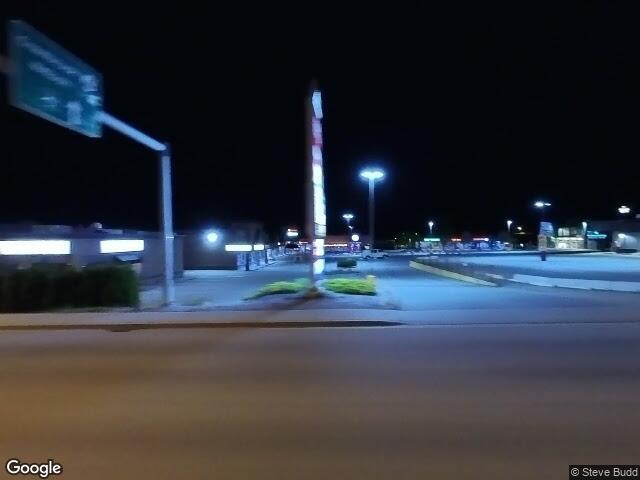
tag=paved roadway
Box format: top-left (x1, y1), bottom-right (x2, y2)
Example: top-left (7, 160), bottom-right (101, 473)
top-left (1, 322), bottom-right (638, 479)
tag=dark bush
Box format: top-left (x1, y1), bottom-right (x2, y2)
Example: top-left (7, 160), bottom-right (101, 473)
top-left (337, 258), bottom-right (357, 269)
top-left (0, 265), bottom-right (139, 312)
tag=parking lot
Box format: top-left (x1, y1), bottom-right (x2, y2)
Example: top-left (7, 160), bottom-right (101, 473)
top-left (141, 254), bottom-right (640, 316)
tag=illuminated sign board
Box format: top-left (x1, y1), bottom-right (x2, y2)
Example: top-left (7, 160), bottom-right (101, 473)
top-left (586, 231), bottom-right (607, 239)
top-left (310, 91), bottom-right (326, 238)
top-left (307, 86), bottom-right (327, 276)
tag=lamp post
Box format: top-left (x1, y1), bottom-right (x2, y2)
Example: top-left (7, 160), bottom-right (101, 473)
top-left (428, 220), bottom-right (434, 236)
top-left (534, 201), bottom-right (552, 251)
top-left (506, 220), bottom-right (512, 232)
top-left (360, 168), bottom-right (385, 249)
top-left (342, 213), bottom-right (354, 233)
top-left (534, 201), bottom-right (552, 229)
top-left (582, 221), bottom-right (588, 249)
top-left (534, 201), bottom-right (552, 219)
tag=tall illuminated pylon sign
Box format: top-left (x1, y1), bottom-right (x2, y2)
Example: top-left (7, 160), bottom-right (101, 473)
top-left (306, 81), bottom-right (327, 283)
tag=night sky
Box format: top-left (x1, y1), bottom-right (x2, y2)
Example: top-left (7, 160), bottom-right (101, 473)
top-left (1, 2), bottom-right (639, 238)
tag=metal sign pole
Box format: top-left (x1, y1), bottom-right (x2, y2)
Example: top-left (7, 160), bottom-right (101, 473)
top-left (159, 145), bottom-right (175, 305)
top-left (99, 112), bottom-right (174, 306)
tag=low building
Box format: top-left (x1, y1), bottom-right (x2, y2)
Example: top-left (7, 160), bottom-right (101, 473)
top-left (587, 218), bottom-right (640, 252)
top-left (0, 224), bottom-right (183, 280)
top-left (181, 222), bottom-right (281, 270)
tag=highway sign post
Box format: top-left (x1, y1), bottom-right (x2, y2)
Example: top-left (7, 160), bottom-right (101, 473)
top-left (3, 20), bottom-right (175, 305)
top-left (8, 20), bottom-right (103, 138)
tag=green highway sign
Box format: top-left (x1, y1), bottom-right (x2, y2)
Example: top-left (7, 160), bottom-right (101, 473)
top-left (8, 20), bottom-right (103, 137)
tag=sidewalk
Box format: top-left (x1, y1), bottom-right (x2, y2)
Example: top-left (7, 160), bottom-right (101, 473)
top-left (2, 305), bottom-right (640, 331)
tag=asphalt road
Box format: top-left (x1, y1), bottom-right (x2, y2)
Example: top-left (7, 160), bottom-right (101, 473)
top-left (1, 323), bottom-right (638, 479)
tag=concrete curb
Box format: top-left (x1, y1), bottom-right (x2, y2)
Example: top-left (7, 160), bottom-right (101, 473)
top-left (409, 260), bottom-right (497, 287)
top-left (0, 320), bottom-right (403, 332)
top-left (488, 273), bottom-right (640, 293)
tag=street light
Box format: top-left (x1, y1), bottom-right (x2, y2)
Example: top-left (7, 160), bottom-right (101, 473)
top-left (360, 168), bottom-right (385, 248)
top-left (204, 230), bottom-right (220, 244)
top-left (428, 220), bottom-right (434, 236)
top-left (534, 200), bottom-right (552, 222)
top-left (582, 221), bottom-right (588, 249)
top-left (618, 205), bottom-right (631, 215)
top-left (506, 220), bottom-right (513, 232)
top-left (342, 213), bottom-right (354, 232)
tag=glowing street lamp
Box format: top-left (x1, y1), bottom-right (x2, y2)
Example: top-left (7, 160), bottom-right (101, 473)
top-left (534, 200), bottom-right (552, 222)
top-left (204, 230), bottom-right (220, 244)
top-left (428, 220), bottom-right (434, 236)
top-left (618, 205), bottom-right (631, 215)
top-left (342, 213), bottom-right (354, 232)
top-left (506, 220), bottom-right (513, 232)
top-left (360, 168), bottom-right (385, 248)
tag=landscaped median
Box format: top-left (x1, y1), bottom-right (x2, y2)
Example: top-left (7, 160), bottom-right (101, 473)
top-left (409, 258), bottom-right (498, 286)
top-left (245, 276), bottom-right (377, 300)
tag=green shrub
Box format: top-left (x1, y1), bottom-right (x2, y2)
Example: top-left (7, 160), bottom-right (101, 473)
top-left (337, 258), bottom-right (357, 269)
top-left (246, 278), bottom-right (310, 299)
top-left (324, 277), bottom-right (377, 295)
top-left (0, 265), bottom-right (139, 312)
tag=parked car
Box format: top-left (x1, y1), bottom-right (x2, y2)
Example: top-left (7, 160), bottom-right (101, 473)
top-left (362, 249), bottom-right (389, 259)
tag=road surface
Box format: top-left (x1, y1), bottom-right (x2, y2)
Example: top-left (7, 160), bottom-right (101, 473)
top-left (1, 322), bottom-right (638, 479)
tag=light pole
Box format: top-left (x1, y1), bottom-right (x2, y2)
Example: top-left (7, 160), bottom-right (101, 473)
top-left (506, 220), bottom-right (513, 232)
top-left (582, 221), bottom-right (588, 249)
top-left (534, 201), bottom-right (552, 251)
top-left (342, 213), bottom-right (354, 233)
top-left (534, 201), bottom-right (552, 223)
top-left (360, 168), bottom-right (385, 249)
top-left (428, 220), bottom-right (434, 236)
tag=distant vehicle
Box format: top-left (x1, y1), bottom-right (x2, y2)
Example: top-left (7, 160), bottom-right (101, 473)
top-left (362, 249), bottom-right (388, 259)
top-left (284, 242), bottom-right (300, 252)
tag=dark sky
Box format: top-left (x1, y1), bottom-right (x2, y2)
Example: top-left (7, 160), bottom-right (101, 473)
top-left (1, 2), bottom-right (639, 237)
